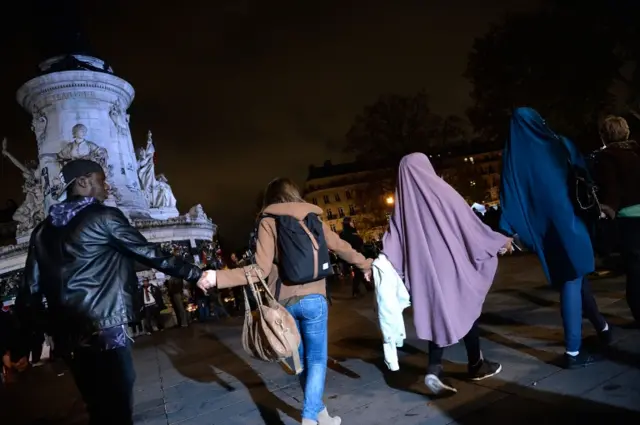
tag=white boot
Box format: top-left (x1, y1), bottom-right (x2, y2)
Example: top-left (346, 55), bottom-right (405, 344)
top-left (318, 408), bottom-right (341, 425)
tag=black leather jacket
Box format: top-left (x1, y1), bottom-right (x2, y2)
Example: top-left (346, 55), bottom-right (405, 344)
top-left (17, 203), bottom-right (202, 349)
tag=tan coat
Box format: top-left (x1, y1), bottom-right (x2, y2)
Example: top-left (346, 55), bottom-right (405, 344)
top-left (216, 202), bottom-right (372, 301)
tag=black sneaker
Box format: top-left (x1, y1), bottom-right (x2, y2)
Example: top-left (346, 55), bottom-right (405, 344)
top-left (563, 352), bottom-right (601, 369)
top-left (468, 359), bottom-right (502, 381)
top-left (598, 328), bottom-right (612, 346)
top-left (424, 365), bottom-right (457, 395)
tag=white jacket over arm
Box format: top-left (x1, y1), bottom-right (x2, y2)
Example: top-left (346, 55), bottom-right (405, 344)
top-left (373, 254), bottom-right (411, 371)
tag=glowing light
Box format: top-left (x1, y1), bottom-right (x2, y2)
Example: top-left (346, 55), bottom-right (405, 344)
top-left (385, 196), bottom-right (394, 205)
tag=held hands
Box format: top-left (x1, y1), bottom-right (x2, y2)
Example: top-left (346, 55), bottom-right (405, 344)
top-left (499, 238), bottom-right (514, 256)
top-left (197, 270), bottom-right (217, 292)
top-left (364, 269), bottom-right (372, 282)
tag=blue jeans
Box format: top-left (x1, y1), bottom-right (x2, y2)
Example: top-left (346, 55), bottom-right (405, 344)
top-left (560, 276), bottom-right (606, 352)
top-left (286, 294), bottom-right (328, 421)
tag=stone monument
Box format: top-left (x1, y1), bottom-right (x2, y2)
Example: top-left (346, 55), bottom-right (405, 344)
top-left (0, 51), bottom-right (216, 282)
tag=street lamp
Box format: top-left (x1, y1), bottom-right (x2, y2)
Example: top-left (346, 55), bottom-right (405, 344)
top-left (385, 195), bottom-right (394, 205)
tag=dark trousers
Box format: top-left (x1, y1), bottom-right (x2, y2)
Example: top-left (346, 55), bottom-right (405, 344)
top-left (428, 321), bottom-right (481, 367)
top-left (67, 346), bottom-right (136, 425)
top-left (197, 296), bottom-right (211, 322)
top-left (30, 331), bottom-right (44, 363)
top-left (619, 218), bottom-right (640, 322)
top-left (170, 293), bottom-right (188, 326)
top-left (130, 321), bottom-right (143, 334)
top-left (143, 305), bottom-right (163, 332)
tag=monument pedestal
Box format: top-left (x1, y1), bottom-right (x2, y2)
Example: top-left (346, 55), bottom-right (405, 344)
top-left (17, 54), bottom-right (150, 218)
top-left (148, 207), bottom-right (180, 221)
top-left (0, 55), bottom-right (217, 295)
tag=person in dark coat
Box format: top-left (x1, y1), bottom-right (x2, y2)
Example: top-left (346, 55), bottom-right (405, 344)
top-left (340, 217), bottom-right (370, 297)
top-left (138, 280), bottom-right (166, 333)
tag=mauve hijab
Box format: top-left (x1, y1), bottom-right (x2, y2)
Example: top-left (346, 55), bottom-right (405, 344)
top-left (383, 153), bottom-right (508, 346)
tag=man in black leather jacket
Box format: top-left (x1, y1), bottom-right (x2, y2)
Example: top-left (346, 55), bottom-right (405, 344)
top-left (15, 159), bottom-right (213, 425)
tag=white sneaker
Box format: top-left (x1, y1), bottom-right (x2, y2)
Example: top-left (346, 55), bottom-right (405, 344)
top-left (424, 373), bottom-right (457, 395)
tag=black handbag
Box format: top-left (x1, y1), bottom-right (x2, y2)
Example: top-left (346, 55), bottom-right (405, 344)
top-left (569, 164), bottom-right (602, 221)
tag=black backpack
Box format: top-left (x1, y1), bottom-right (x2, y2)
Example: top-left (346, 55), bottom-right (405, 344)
top-left (258, 213), bottom-right (333, 299)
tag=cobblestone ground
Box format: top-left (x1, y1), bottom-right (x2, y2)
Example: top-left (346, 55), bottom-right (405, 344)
top-left (1, 255), bottom-right (639, 424)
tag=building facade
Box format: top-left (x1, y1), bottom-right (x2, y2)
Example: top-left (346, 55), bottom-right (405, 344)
top-left (303, 161), bottom-right (385, 239)
top-left (303, 145), bottom-right (503, 239)
top-left (434, 145), bottom-right (502, 203)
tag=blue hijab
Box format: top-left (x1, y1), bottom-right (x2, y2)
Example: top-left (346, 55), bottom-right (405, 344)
top-left (499, 107), bottom-right (594, 285)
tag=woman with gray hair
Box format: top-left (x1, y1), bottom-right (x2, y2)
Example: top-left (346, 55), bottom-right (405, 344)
top-left (593, 115), bottom-right (640, 323)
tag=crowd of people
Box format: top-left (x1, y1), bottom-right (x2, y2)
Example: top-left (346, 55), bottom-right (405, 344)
top-left (1, 110), bottom-right (638, 425)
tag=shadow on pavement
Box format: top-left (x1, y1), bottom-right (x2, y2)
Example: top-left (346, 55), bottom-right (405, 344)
top-left (158, 329), bottom-right (301, 425)
top-left (332, 336), bottom-right (638, 424)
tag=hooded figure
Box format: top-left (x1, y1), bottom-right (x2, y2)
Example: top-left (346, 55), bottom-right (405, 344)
top-left (383, 153), bottom-right (510, 395)
top-left (499, 107), bottom-right (609, 369)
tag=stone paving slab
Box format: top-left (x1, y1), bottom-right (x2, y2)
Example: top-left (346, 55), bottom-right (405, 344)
top-left (1, 255), bottom-right (639, 425)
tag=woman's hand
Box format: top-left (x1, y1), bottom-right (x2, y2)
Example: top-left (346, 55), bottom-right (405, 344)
top-left (364, 269), bottom-right (372, 282)
top-left (601, 204), bottom-right (616, 219)
top-left (197, 270), bottom-right (217, 292)
top-left (500, 238), bottom-right (514, 255)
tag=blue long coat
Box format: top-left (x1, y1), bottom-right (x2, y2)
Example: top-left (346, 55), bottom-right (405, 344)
top-left (499, 107), bottom-right (594, 286)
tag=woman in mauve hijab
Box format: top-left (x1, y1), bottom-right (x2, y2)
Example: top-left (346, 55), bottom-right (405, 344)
top-left (383, 153), bottom-right (512, 395)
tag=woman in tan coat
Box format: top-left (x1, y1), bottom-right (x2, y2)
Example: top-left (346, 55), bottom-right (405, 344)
top-left (199, 178), bottom-right (372, 425)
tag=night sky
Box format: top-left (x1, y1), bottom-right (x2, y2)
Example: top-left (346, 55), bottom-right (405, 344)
top-left (0, 0), bottom-right (538, 248)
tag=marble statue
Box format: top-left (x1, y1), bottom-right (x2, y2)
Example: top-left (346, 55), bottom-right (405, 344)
top-left (187, 204), bottom-right (209, 222)
top-left (109, 99), bottom-right (129, 136)
top-left (30, 105), bottom-right (47, 149)
top-left (137, 130), bottom-right (156, 200)
top-left (57, 123), bottom-right (109, 171)
top-left (1, 138), bottom-right (44, 235)
top-left (152, 174), bottom-right (177, 208)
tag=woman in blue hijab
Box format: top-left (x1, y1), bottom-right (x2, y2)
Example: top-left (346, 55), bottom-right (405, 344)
top-left (499, 107), bottom-right (609, 369)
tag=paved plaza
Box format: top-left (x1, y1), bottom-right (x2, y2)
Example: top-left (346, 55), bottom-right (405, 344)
top-left (1, 255), bottom-right (639, 424)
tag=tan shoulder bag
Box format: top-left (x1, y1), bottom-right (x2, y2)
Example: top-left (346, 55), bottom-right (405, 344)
top-left (241, 265), bottom-right (302, 375)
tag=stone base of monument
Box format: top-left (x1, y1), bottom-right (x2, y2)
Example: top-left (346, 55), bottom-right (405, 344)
top-left (15, 231), bottom-right (32, 245)
top-left (148, 207), bottom-right (180, 221)
top-left (0, 205), bottom-right (216, 279)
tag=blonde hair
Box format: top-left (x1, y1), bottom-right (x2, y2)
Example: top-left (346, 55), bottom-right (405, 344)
top-left (599, 115), bottom-right (630, 144)
top-left (262, 178), bottom-right (305, 208)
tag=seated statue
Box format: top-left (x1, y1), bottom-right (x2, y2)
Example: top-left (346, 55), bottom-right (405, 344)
top-left (151, 174), bottom-right (177, 209)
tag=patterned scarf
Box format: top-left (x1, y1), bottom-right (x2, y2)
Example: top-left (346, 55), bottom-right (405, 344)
top-left (49, 197), bottom-right (98, 227)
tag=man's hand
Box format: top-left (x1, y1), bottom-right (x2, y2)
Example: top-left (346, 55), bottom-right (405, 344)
top-left (14, 357), bottom-right (28, 372)
top-left (197, 270), bottom-right (217, 292)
